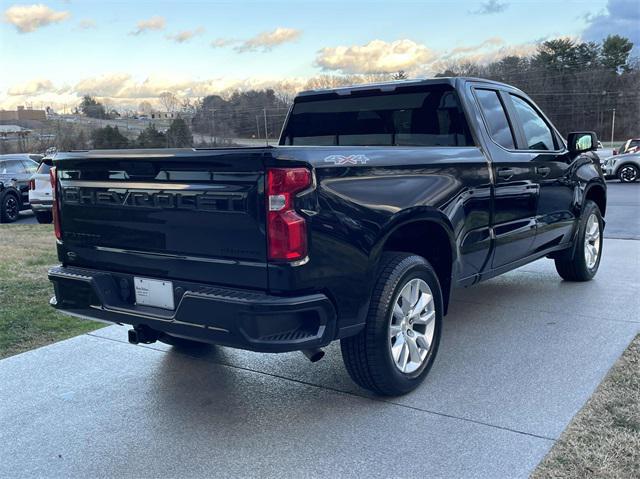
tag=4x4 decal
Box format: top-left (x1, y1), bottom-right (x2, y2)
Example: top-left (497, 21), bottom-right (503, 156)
top-left (323, 154), bottom-right (370, 165)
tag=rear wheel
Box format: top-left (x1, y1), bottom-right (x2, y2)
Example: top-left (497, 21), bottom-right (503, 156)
top-left (618, 164), bottom-right (639, 183)
top-left (0, 193), bottom-right (20, 223)
top-left (34, 210), bottom-right (53, 224)
top-left (341, 252), bottom-right (443, 396)
top-left (554, 200), bottom-right (603, 281)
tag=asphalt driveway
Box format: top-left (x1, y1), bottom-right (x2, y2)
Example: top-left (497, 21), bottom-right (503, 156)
top-left (0, 183), bottom-right (638, 478)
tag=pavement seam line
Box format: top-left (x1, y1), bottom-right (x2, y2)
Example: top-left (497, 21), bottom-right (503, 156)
top-left (86, 331), bottom-right (556, 442)
top-left (453, 298), bottom-right (640, 325)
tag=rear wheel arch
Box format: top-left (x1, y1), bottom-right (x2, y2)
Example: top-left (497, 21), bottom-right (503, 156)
top-left (374, 215), bottom-right (455, 315)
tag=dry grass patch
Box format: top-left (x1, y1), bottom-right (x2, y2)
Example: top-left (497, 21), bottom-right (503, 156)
top-left (532, 334), bottom-right (640, 479)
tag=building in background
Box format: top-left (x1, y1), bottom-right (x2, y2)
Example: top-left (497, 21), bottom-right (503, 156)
top-left (0, 106), bottom-right (47, 122)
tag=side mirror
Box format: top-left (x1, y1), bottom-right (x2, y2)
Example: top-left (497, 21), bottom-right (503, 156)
top-left (613, 149), bottom-right (618, 155)
top-left (567, 131), bottom-right (598, 154)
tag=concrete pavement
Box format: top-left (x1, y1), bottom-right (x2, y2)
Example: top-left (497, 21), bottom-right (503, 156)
top-left (1, 236), bottom-right (638, 478)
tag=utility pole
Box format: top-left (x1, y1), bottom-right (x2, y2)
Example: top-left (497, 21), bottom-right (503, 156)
top-left (610, 108), bottom-right (616, 147)
top-left (210, 108), bottom-right (216, 146)
top-left (255, 115), bottom-right (260, 140)
top-left (263, 108), bottom-right (269, 146)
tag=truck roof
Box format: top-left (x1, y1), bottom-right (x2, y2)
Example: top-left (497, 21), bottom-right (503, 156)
top-left (296, 76), bottom-right (512, 98)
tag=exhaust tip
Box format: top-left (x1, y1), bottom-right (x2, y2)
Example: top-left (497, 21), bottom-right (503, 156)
top-left (302, 348), bottom-right (325, 363)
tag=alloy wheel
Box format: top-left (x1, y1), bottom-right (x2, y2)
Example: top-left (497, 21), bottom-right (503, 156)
top-left (584, 213), bottom-right (601, 270)
top-left (619, 165), bottom-right (638, 182)
top-left (389, 278), bottom-right (436, 374)
top-left (4, 197), bottom-right (18, 221)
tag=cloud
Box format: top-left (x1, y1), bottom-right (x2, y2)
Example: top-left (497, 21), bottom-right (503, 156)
top-left (77, 18), bottom-right (95, 30)
top-left (3, 3), bottom-right (70, 33)
top-left (130, 15), bottom-right (165, 35)
top-left (470, 0), bottom-right (509, 15)
top-left (74, 73), bottom-right (133, 97)
top-left (445, 37), bottom-right (505, 57)
top-left (211, 37), bottom-right (235, 48)
top-left (582, 0), bottom-right (639, 53)
top-left (7, 78), bottom-right (56, 95)
top-left (235, 27), bottom-right (300, 53)
top-left (316, 39), bottom-right (436, 74)
top-left (166, 27), bottom-right (204, 43)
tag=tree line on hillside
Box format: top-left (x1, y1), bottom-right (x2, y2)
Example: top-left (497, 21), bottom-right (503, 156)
top-left (435, 35), bottom-right (638, 142)
top-left (90, 119), bottom-right (193, 149)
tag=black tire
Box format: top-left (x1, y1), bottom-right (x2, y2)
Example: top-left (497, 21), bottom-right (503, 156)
top-left (0, 193), bottom-right (20, 223)
top-left (554, 200), bottom-right (603, 281)
top-left (35, 210), bottom-right (53, 224)
top-left (340, 252), bottom-right (443, 396)
top-left (617, 163), bottom-right (639, 183)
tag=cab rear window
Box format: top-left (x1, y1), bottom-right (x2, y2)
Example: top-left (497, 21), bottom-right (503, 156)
top-left (281, 85), bottom-right (474, 147)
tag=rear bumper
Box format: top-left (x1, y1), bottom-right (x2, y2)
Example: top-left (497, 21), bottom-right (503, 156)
top-left (48, 265), bottom-right (336, 353)
top-left (30, 200), bottom-right (52, 212)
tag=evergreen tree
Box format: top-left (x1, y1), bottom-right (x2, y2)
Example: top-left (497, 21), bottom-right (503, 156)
top-left (601, 35), bottom-right (634, 73)
top-left (136, 124), bottom-right (166, 148)
top-left (166, 118), bottom-right (193, 148)
top-left (91, 126), bottom-right (129, 149)
top-left (79, 95), bottom-right (108, 119)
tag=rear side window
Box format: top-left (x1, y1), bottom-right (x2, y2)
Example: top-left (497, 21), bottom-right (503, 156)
top-left (475, 89), bottom-right (515, 149)
top-left (36, 160), bottom-right (52, 174)
top-left (281, 85), bottom-right (474, 147)
top-left (509, 94), bottom-right (555, 151)
top-left (22, 159), bottom-right (38, 174)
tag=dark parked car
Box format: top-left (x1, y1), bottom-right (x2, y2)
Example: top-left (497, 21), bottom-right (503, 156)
top-left (48, 78), bottom-right (606, 395)
top-left (0, 154), bottom-right (41, 222)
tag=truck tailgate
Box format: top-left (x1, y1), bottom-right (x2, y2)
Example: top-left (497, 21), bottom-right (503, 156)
top-left (55, 149), bottom-right (269, 289)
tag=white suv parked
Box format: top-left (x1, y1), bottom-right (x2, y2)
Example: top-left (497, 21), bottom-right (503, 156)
top-left (28, 157), bottom-right (53, 223)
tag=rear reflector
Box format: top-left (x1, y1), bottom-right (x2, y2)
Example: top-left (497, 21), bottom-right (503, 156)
top-left (266, 168), bottom-right (311, 261)
top-left (50, 167), bottom-right (62, 240)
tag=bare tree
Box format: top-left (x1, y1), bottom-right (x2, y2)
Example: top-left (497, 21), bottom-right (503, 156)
top-left (158, 92), bottom-right (178, 113)
top-left (138, 101), bottom-right (153, 115)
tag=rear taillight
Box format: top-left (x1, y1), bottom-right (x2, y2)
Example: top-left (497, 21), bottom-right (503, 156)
top-left (28, 179), bottom-right (35, 190)
top-left (50, 167), bottom-right (62, 240)
top-left (266, 168), bottom-right (311, 261)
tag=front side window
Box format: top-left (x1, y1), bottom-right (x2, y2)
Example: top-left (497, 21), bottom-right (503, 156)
top-left (281, 85), bottom-right (474, 147)
top-left (0, 160), bottom-right (25, 174)
top-left (475, 89), bottom-right (515, 149)
top-left (509, 94), bottom-right (555, 151)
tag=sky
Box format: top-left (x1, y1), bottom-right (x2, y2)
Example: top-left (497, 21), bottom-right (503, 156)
top-left (0, 0), bottom-right (638, 110)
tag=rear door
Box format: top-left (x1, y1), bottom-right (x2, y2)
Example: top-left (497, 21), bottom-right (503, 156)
top-left (56, 149), bottom-right (270, 289)
top-left (472, 86), bottom-right (538, 269)
top-left (504, 93), bottom-right (575, 252)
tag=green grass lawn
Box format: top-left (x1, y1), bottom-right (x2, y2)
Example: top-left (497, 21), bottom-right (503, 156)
top-left (0, 224), bottom-right (103, 359)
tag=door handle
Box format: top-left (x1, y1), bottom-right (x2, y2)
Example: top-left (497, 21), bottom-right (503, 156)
top-left (536, 166), bottom-right (551, 177)
top-left (497, 168), bottom-right (515, 179)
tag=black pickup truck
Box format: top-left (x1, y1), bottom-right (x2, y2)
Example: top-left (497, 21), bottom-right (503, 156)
top-left (48, 78), bottom-right (606, 395)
